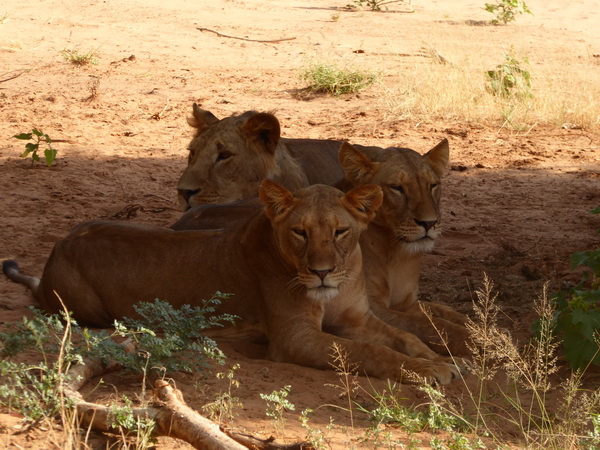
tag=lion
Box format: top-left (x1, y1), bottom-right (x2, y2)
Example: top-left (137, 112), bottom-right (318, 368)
top-left (177, 104), bottom-right (345, 210)
top-left (338, 140), bottom-right (470, 355)
top-left (3, 181), bottom-right (462, 384)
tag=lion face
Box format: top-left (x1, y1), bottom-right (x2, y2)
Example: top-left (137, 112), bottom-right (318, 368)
top-left (177, 105), bottom-right (281, 210)
top-left (339, 140), bottom-right (449, 254)
top-left (259, 181), bottom-right (383, 301)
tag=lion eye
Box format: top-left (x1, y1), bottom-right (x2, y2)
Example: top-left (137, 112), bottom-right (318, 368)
top-left (390, 185), bottom-right (404, 195)
top-left (430, 183), bottom-right (439, 192)
top-left (292, 228), bottom-right (307, 239)
top-left (334, 228), bottom-right (349, 238)
top-left (216, 150), bottom-right (233, 162)
top-left (187, 150), bottom-right (194, 162)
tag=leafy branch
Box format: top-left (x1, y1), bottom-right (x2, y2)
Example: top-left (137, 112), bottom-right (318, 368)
top-left (13, 129), bottom-right (58, 167)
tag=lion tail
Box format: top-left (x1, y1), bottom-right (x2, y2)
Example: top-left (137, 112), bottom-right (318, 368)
top-left (2, 260), bottom-right (40, 297)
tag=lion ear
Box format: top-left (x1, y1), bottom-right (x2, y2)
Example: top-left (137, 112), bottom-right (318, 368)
top-left (241, 113), bottom-right (281, 155)
top-left (343, 184), bottom-right (383, 223)
top-left (424, 138), bottom-right (449, 178)
top-left (259, 179), bottom-right (297, 220)
top-left (187, 104), bottom-right (219, 137)
top-left (339, 142), bottom-right (378, 185)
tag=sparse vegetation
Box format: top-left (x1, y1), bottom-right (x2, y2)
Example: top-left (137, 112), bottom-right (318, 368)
top-left (486, 50), bottom-right (532, 98)
top-left (85, 76), bottom-right (101, 102)
top-left (202, 363), bottom-right (242, 424)
top-left (299, 409), bottom-right (333, 449)
top-left (300, 61), bottom-right (378, 96)
top-left (108, 396), bottom-right (157, 448)
top-left (346, 0), bottom-right (409, 12)
top-left (381, 41), bottom-right (600, 130)
top-left (327, 342), bottom-right (360, 428)
top-left (60, 47), bottom-right (99, 66)
top-left (537, 207), bottom-right (600, 370)
top-left (348, 275), bottom-right (600, 449)
top-left (13, 128), bottom-right (58, 167)
top-left (484, 0), bottom-right (533, 25)
top-left (260, 385), bottom-right (296, 434)
top-left (0, 298), bottom-right (235, 447)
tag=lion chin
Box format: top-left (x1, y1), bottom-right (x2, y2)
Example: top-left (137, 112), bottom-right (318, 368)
top-left (306, 286), bottom-right (340, 301)
top-left (401, 236), bottom-right (437, 254)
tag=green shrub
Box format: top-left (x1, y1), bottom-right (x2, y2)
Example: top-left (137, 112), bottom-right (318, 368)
top-left (301, 62), bottom-right (378, 96)
top-left (484, 0), bottom-right (532, 25)
top-left (486, 51), bottom-right (532, 98)
top-left (535, 207), bottom-right (600, 370)
top-left (60, 48), bottom-right (99, 66)
top-left (0, 297), bottom-right (235, 422)
top-left (13, 128), bottom-right (57, 167)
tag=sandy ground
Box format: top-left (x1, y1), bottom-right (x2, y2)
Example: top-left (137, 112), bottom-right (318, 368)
top-left (1, 0), bottom-right (599, 448)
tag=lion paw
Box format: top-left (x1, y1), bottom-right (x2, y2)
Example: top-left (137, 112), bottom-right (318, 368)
top-left (404, 358), bottom-right (462, 385)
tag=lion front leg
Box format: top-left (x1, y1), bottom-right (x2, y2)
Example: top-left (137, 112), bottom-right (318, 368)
top-left (267, 325), bottom-right (462, 385)
top-left (370, 303), bottom-right (471, 356)
top-left (417, 301), bottom-right (469, 325)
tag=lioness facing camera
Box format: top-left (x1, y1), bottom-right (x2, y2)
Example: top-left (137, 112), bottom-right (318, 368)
top-left (339, 141), bottom-right (470, 355)
top-left (3, 181), bottom-right (462, 384)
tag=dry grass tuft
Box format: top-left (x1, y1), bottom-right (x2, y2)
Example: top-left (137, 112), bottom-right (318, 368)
top-left (379, 45), bottom-right (600, 130)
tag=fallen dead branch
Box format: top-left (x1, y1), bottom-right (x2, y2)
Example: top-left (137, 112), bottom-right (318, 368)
top-left (60, 350), bottom-right (311, 449)
top-left (0, 69), bottom-right (29, 85)
top-left (197, 27), bottom-right (296, 44)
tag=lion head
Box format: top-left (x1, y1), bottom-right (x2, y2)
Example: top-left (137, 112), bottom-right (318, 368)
top-left (177, 105), bottom-right (308, 210)
top-left (260, 180), bottom-right (383, 301)
top-left (339, 140), bottom-right (449, 254)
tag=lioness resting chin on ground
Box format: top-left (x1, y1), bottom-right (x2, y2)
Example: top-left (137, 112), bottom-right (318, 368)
top-left (338, 141), bottom-right (470, 355)
top-left (177, 104), bottom-right (345, 210)
top-left (3, 181), bottom-right (462, 384)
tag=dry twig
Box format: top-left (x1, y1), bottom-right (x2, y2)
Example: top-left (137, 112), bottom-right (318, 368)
top-left (60, 347), bottom-right (311, 449)
top-left (0, 69), bottom-right (29, 85)
top-left (197, 27), bottom-right (295, 44)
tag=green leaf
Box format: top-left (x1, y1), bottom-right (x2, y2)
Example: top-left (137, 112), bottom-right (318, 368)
top-left (13, 133), bottom-right (32, 140)
top-left (44, 149), bottom-right (57, 167)
top-left (563, 330), bottom-right (600, 370)
top-left (31, 128), bottom-right (43, 137)
top-left (571, 249), bottom-right (600, 274)
top-left (571, 309), bottom-right (600, 337)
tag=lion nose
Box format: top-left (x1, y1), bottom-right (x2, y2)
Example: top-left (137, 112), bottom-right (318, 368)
top-left (416, 219), bottom-right (437, 232)
top-left (309, 268), bottom-right (333, 282)
top-left (178, 188), bottom-right (201, 202)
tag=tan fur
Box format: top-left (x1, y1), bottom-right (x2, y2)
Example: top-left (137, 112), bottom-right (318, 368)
top-left (177, 104), bottom-right (344, 210)
top-left (4, 182), bottom-right (463, 384)
top-left (339, 141), bottom-right (470, 355)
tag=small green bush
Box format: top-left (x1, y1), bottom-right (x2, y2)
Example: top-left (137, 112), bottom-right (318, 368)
top-left (0, 297), bottom-right (235, 422)
top-left (535, 207), bottom-right (600, 370)
top-left (260, 385), bottom-right (295, 433)
top-left (60, 48), bottom-right (99, 66)
top-left (486, 51), bottom-right (532, 98)
top-left (484, 0), bottom-right (532, 25)
top-left (301, 62), bottom-right (378, 96)
top-left (13, 128), bottom-right (57, 167)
